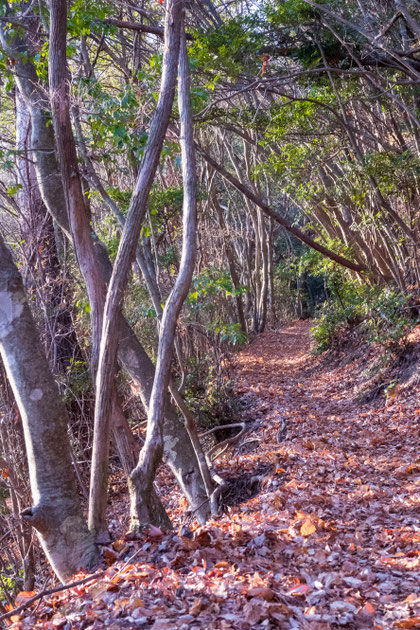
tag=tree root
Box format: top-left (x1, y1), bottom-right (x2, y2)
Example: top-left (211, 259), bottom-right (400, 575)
top-left (202, 422), bottom-right (247, 463)
top-left (199, 422), bottom-right (249, 515)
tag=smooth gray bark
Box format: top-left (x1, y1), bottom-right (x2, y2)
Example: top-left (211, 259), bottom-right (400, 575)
top-left (0, 235), bottom-right (99, 583)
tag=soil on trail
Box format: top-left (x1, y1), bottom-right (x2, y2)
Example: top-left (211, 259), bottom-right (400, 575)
top-left (7, 321), bottom-right (420, 630)
top-left (229, 320), bottom-right (419, 628)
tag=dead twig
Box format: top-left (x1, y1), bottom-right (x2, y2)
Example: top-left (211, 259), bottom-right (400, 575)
top-left (0, 571), bottom-right (105, 625)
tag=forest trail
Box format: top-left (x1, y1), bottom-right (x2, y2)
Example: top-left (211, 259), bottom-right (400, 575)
top-left (224, 319), bottom-right (420, 628)
top-left (6, 322), bottom-right (420, 629)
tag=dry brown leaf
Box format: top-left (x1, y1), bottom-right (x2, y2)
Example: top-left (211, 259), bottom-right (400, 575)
top-left (300, 520), bottom-right (316, 537)
top-left (394, 619), bottom-right (420, 629)
top-left (361, 602), bottom-right (375, 615)
top-left (15, 591), bottom-right (36, 606)
top-left (248, 587), bottom-right (275, 601)
top-left (194, 529), bottom-right (212, 547)
top-left (214, 561), bottom-right (230, 569)
top-left (112, 539), bottom-right (128, 553)
top-left (104, 548), bottom-right (119, 566)
top-left (189, 598), bottom-right (203, 615)
top-left (243, 601), bottom-right (263, 624)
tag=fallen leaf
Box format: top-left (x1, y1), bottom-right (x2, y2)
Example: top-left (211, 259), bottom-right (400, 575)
top-left (287, 584), bottom-right (310, 596)
top-left (15, 591), bottom-right (36, 606)
top-left (214, 561), bottom-right (230, 569)
top-left (394, 619), bottom-right (420, 629)
top-left (104, 548), bottom-right (119, 566)
top-left (248, 587), bottom-right (275, 601)
top-left (189, 598), bottom-right (202, 615)
top-left (361, 602), bottom-right (375, 614)
top-left (300, 520), bottom-right (316, 537)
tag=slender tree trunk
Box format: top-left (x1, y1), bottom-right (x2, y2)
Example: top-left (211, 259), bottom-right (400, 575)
top-left (90, 0), bottom-right (183, 535)
top-left (267, 218), bottom-right (276, 324)
top-left (48, 0), bottom-right (147, 541)
top-left (212, 192), bottom-right (247, 333)
top-left (0, 234), bottom-right (99, 583)
top-left (1, 21), bottom-right (210, 526)
top-left (49, 0), bottom-right (105, 373)
top-left (256, 209), bottom-right (269, 332)
top-left (129, 14), bottom-right (197, 529)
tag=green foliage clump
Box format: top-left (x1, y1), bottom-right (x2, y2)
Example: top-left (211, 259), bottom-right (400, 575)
top-left (187, 268), bottom-right (247, 326)
top-left (312, 300), bottom-right (358, 352)
top-left (363, 289), bottom-right (413, 348)
top-left (68, 0), bottom-right (112, 36)
top-left (149, 187), bottom-right (183, 214)
top-left (0, 569), bottom-right (20, 604)
top-left (312, 282), bottom-right (414, 353)
top-left (190, 16), bottom-right (265, 78)
top-left (363, 151), bottom-right (420, 196)
top-left (159, 247), bottom-right (178, 269)
top-left (208, 322), bottom-right (247, 345)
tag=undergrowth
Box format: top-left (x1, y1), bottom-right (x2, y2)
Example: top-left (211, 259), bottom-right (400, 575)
top-left (312, 281), bottom-right (417, 354)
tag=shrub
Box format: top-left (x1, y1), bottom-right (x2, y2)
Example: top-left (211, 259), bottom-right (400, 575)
top-left (312, 284), bottom-right (414, 353)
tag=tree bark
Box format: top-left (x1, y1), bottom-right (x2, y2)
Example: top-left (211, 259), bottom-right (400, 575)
top-left (15, 92), bottom-right (85, 373)
top-left (49, 0), bottom-right (105, 373)
top-left (129, 15), bottom-right (199, 528)
top-left (256, 208), bottom-right (269, 332)
top-left (212, 191), bottom-right (247, 333)
top-left (0, 234), bottom-right (99, 583)
top-left (90, 0), bottom-right (183, 534)
top-left (1, 17), bottom-right (210, 526)
top-left (48, 0), bottom-right (147, 541)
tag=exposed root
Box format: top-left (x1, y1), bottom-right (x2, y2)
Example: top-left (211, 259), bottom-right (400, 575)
top-left (202, 422), bottom-right (247, 463)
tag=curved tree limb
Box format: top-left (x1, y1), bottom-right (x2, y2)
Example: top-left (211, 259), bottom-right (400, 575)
top-left (196, 145), bottom-right (376, 275)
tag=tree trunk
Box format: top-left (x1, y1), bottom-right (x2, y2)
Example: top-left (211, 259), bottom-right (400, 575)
top-left (1, 22), bottom-right (210, 525)
top-left (129, 16), bottom-right (198, 528)
top-left (212, 191), bottom-right (247, 333)
top-left (48, 0), bottom-right (145, 541)
top-left (0, 235), bottom-right (99, 583)
top-left (90, 0), bottom-right (182, 534)
top-left (267, 218), bottom-right (276, 324)
top-left (256, 208), bottom-right (269, 333)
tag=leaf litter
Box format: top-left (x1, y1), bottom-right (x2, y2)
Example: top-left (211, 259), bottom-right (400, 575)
top-left (5, 321), bottom-right (419, 629)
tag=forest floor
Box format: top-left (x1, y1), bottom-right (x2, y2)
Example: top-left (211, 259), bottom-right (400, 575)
top-left (4, 321), bottom-right (420, 630)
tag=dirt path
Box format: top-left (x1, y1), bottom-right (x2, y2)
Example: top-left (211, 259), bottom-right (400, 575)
top-left (226, 319), bottom-right (419, 628)
top-left (13, 321), bottom-right (419, 630)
